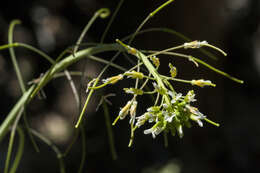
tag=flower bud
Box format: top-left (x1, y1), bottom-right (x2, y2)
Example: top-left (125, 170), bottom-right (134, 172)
top-left (191, 79), bottom-right (215, 87)
top-left (124, 70), bottom-right (144, 79)
top-left (184, 40), bottom-right (208, 49)
top-left (124, 88), bottom-right (143, 95)
top-left (102, 74), bottom-right (123, 84)
top-left (119, 101), bottom-right (131, 119)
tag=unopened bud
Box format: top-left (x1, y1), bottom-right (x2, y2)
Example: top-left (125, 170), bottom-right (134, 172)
top-left (191, 79), bottom-right (215, 87)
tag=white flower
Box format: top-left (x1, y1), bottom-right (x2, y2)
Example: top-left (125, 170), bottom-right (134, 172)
top-left (147, 106), bottom-right (160, 113)
top-left (190, 114), bottom-right (204, 127)
top-left (170, 93), bottom-right (182, 104)
top-left (186, 105), bottom-right (206, 127)
top-left (164, 112), bottom-right (176, 123)
top-left (135, 113), bottom-right (150, 127)
top-left (185, 105), bottom-right (205, 118)
top-left (185, 90), bottom-right (196, 102)
top-left (162, 104), bottom-right (168, 109)
top-left (144, 126), bottom-right (163, 139)
top-left (152, 82), bottom-right (159, 90)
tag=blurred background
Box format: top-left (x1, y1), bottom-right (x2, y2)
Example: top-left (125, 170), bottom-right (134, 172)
top-left (0, 0), bottom-right (259, 173)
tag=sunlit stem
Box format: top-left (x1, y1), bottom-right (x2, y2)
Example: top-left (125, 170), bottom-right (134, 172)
top-left (204, 118), bottom-right (220, 127)
top-left (128, 0), bottom-right (175, 44)
top-left (73, 8), bottom-right (110, 54)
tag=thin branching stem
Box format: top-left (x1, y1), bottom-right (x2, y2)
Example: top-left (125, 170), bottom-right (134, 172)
top-left (30, 129), bottom-right (65, 173)
top-left (8, 20), bottom-right (26, 92)
top-left (144, 50), bottom-right (244, 84)
top-left (4, 108), bottom-right (23, 173)
top-left (9, 126), bottom-right (24, 173)
top-left (102, 101), bottom-right (117, 160)
top-left (0, 44), bottom-right (125, 142)
top-left (77, 125), bottom-right (86, 173)
top-left (65, 70), bottom-right (80, 106)
top-left (101, 0), bottom-right (125, 43)
top-left (73, 8), bottom-right (110, 54)
top-left (75, 51), bottom-right (122, 128)
top-left (128, 0), bottom-right (175, 45)
top-left (7, 20), bottom-right (40, 153)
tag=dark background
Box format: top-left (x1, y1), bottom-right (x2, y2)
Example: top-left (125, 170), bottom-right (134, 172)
top-left (0, 0), bottom-right (259, 173)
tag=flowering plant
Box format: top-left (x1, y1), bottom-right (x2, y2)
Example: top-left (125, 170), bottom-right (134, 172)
top-left (0, 0), bottom-right (243, 172)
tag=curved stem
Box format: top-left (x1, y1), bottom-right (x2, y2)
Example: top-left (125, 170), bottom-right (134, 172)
top-left (75, 51), bottom-right (121, 128)
top-left (30, 129), bottom-right (65, 173)
top-left (74, 8), bottom-right (110, 54)
top-left (0, 43), bottom-right (124, 143)
top-left (101, 0), bottom-right (125, 43)
top-left (8, 20), bottom-right (26, 93)
top-left (102, 101), bottom-right (117, 160)
top-left (128, 0), bottom-right (175, 45)
top-left (121, 27), bottom-right (219, 61)
top-left (77, 125), bottom-right (86, 173)
top-left (144, 50), bottom-right (244, 84)
top-left (8, 20), bottom-right (40, 153)
top-left (9, 127), bottom-right (25, 173)
top-left (17, 43), bottom-right (55, 64)
top-left (0, 85), bottom-right (35, 143)
top-left (4, 108), bottom-right (23, 173)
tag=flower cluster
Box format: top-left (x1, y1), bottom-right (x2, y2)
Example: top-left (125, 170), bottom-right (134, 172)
top-left (134, 90), bottom-right (206, 138)
top-left (85, 39), bottom-right (227, 147)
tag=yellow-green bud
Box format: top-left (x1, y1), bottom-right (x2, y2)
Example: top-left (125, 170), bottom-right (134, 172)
top-left (191, 79), bottom-right (216, 87)
top-left (102, 74), bottom-right (123, 84)
top-left (124, 70), bottom-right (144, 79)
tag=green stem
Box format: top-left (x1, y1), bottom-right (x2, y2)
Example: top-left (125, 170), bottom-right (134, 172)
top-left (87, 55), bottom-right (127, 71)
top-left (116, 39), bottom-right (171, 105)
top-left (30, 129), bottom-right (65, 173)
top-left (204, 118), bottom-right (220, 127)
top-left (8, 20), bottom-right (40, 153)
top-left (102, 101), bottom-right (117, 160)
top-left (0, 43), bottom-right (55, 64)
top-left (101, 0), bottom-right (125, 43)
top-left (150, 0), bottom-right (175, 17)
top-left (63, 129), bottom-right (79, 156)
top-left (17, 43), bottom-right (55, 64)
top-left (4, 108), bottom-right (23, 173)
top-left (128, 0), bottom-right (175, 45)
top-left (9, 127), bottom-right (25, 173)
top-left (77, 125), bottom-right (86, 173)
top-left (75, 51), bottom-right (122, 128)
top-left (74, 8), bottom-right (110, 54)
top-left (145, 50), bottom-right (244, 84)
top-left (8, 20), bottom-right (26, 93)
top-left (0, 43), bottom-right (124, 143)
top-left (128, 121), bottom-right (135, 147)
top-left (121, 27), bottom-right (218, 60)
top-left (75, 81), bottom-right (97, 128)
top-left (0, 85), bottom-right (35, 143)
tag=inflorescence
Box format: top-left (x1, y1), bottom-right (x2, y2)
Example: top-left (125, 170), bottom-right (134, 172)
top-left (86, 40), bottom-right (222, 147)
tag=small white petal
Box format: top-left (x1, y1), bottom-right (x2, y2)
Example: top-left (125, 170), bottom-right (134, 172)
top-left (197, 120), bottom-right (203, 127)
top-left (144, 128), bottom-right (153, 135)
